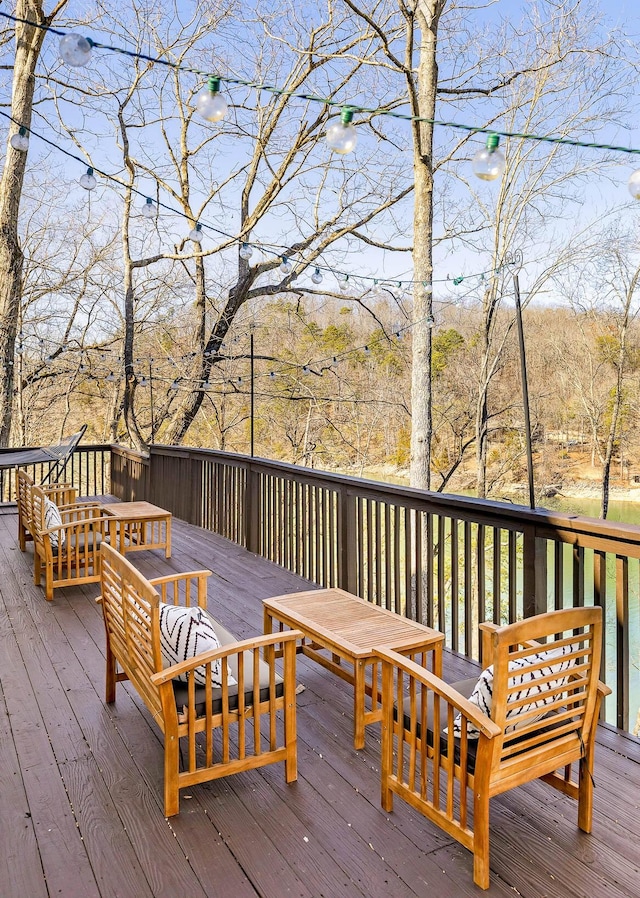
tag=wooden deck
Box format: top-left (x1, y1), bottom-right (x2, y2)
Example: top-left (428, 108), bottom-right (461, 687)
top-left (1, 505), bottom-right (639, 898)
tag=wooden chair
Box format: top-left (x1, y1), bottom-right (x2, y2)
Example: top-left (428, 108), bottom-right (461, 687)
top-left (99, 542), bottom-right (300, 816)
top-left (376, 607), bottom-right (610, 889)
top-left (31, 484), bottom-right (108, 600)
top-left (16, 468), bottom-right (78, 551)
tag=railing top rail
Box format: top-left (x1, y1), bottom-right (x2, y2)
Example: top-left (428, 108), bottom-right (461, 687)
top-left (110, 444), bottom-right (150, 463)
top-left (143, 444), bottom-right (640, 551)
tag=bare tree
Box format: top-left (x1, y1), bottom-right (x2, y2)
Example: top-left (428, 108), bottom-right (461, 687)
top-left (0, 0), bottom-right (68, 445)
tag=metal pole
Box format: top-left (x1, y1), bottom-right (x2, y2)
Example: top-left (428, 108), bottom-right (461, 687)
top-left (511, 251), bottom-right (535, 509)
top-left (250, 330), bottom-right (255, 457)
top-left (148, 358), bottom-right (155, 443)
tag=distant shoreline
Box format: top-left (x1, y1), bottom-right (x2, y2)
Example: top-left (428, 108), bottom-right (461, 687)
top-left (358, 466), bottom-right (640, 505)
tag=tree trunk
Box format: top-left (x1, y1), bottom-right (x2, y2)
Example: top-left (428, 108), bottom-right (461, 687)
top-left (0, 2), bottom-right (49, 445)
top-left (409, 1), bottom-right (443, 491)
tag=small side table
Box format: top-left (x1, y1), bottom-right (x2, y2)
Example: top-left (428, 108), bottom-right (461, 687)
top-left (101, 501), bottom-right (172, 558)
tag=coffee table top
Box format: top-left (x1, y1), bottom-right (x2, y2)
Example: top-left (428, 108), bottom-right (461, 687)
top-left (101, 501), bottom-right (171, 520)
top-left (264, 588), bottom-right (443, 657)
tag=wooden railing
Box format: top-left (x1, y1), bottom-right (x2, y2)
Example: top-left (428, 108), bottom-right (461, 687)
top-left (0, 443), bottom-right (111, 501)
top-left (110, 445), bottom-right (640, 734)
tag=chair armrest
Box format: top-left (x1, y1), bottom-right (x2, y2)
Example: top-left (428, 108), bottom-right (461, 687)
top-left (41, 515), bottom-right (110, 540)
top-left (375, 646), bottom-right (501, 740)
top-left (150, 629), bottom-right (303, 686)
top-left (597, 679), bottom-right (612, 698)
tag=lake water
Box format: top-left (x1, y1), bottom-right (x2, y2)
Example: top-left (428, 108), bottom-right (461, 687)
top-left (538, 494), bottom-right (640, 525)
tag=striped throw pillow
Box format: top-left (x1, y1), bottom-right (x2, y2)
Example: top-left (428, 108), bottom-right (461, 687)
top-left (452, 643), bottom-right (575, 739)
top-left (159, 603), bottom-right (236, 687)
top-left (44, 498), bottom-right (65, 550)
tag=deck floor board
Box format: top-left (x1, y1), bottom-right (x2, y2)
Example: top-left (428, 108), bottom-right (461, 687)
top-left (1, 507), bottom-right (639, 898)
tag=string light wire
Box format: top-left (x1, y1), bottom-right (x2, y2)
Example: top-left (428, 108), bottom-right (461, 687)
top-left (2, 11), bottom-right (640, 158)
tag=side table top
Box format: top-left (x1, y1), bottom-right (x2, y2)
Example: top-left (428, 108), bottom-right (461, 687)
top-left (101, 501), bottom-right (171, 519)
top-left (264, 587), bottom-right (443, 655)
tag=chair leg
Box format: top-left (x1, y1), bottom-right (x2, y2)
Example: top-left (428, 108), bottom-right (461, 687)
top-left (473, 791), bottom-right (491, 889)
top-left (578, 751), bottom-right (595, 833)
top-left (18, 524), bottom-right (26, 552)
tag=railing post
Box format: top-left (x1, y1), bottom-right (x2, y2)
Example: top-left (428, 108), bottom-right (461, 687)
top-left (245, 463), bottom-right (260, 554)
top-left (338, 486), bottom-right (357, 594)
top-left (534, 536), bottom-right (548, 616)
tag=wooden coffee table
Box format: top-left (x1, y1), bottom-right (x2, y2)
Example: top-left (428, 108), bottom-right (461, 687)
top-left (263, 587), bottom-right (443, 749)
top-left (101, 501), bottom-right (172, 558)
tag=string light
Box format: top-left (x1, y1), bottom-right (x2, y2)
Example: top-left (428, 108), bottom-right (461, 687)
top-left (2, 12), bottom-right (640, 167)
top-left (472, 133), bottom-right (506, 182)
top-left (280, 256), bottom-right (292, 274)
top-left (79, 166), bottom-right (97, 190)
top-left (59, 33), bottom-right (93, 67)
top-left (628, 171), bottom-right (640, 200)
top-left (10, 126), bottom-right (29, 152)
top-left (189, 222), bottom-right (204, 243)
top-left (196, 76), bottom-right (228, 122)
top-left (239, 242), bottom-right (253, 260)
top-left (326, 107), bottom-right (357, 155)
top-left (311, 267), bottom-right (323, 284)
top-left (142, 197), bottom-right (157, 218)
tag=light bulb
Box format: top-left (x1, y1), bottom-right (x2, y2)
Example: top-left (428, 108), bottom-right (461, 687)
top-left (189, 222), bottom-right (203, 243)
top-left (427, 315), bottom-right (436, 328)
top-left (239, 242), bottom-right (253, 260)
top-left (196, 76), bottom-right (228, 122)
top-left (339, 274), bottom-right (349, 292)
top-left (628, 170), bottom-right (640, 200)
top-left (139, 377), bottom-right (148, 387)
top-left (105, 372), bottom-right (116, 382)
top-left (170, 379), bottom-right (179, 390)
top-left (326, 107), bottom-right (357, 155)
top-left (472, 133), bottom-right (505, 181)
top-left (10, 127), bottom-right (29, 152)
top-left (311, 267), bottom-right (323, 284)
top-left (80, 166), bottom-right (97, 190)
top-left (280, 256), bottom-right (292, 274)
top-left (59, 33), bottom-right (92, 67)
top-left (142, 197), bottom-right (157, 218)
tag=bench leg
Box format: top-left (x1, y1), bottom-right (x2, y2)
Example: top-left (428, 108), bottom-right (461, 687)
top-left (472, 791), bottom-right (491, 889)
top-left (164, 734), bottom-right (181, 817)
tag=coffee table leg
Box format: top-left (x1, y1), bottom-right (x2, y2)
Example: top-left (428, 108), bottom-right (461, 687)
top-left (353, 659), bottom-right (366, 750)
top-left (165, 517), bottom-right (172, 558)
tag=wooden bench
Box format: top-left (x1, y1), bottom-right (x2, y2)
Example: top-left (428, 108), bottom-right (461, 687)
top-left (99, 542), bottom-right (300, 817)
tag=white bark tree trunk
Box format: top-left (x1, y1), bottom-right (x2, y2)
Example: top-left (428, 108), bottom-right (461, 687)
top-left (0, 1), bottom-right (54, 444)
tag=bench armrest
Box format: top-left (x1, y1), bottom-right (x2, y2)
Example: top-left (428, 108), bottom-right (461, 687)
top-left (150, 629), bottom-right (303, 686)
top-left (149, 570), bottom-right (211, 608)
